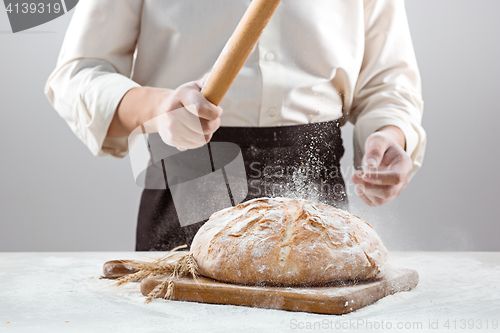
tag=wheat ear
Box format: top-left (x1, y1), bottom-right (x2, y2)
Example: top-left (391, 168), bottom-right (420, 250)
top-left (114, 245), bottom-right (199, 303)
top-left (115, 245), bottom-right (188, 286)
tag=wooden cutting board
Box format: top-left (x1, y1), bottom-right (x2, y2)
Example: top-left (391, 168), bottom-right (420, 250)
top-left (139, 264), bottom-right (418, 315)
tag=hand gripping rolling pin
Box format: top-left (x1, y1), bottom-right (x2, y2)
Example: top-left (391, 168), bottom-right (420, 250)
top-left (177, 0), bottom-right (282, 151)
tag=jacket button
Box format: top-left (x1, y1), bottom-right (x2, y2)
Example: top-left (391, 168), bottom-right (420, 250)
top-left (265, 52), bottom-right (276, 61)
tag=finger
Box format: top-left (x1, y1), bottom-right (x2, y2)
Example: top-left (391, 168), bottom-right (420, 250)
top-left (165, 96), bottom-right (221, 137)
top-left (157, 99), bottom-right (205, 138)
top-left (360, 181), bottom-right (401, 199)
top-left (186, 100), bottom-right (223, 121)
top-left (172, 108), bottom-right (206, 135)
top-left (363, 133), bottom-right (390, 169)
top-left (204, 133), bottom-right (213, 143)
top-left (363, 145), bottom-right (411, 185)
top-left (352, 173), bottom-right (391, 206)
top-left (181, 81), bottom-right (202, 93)
top-left (361, 181), bottom-right (394, 198)
top-left (200, 117), bottom-right (221, 136)
top-left (175, 109), bottom-right (220, 137)
top-left (180, 89), bottom-right (223, 121)
top-left (169, 129), bottom-right (204, 149)
top-left (361, 183), bottom-right (388, 206)
top-left (159, 114), bottom-right (207, 148)
top-left (386, 146), bottom-right (413, 173)
top-left (380, 144), bottom-right (402, 166)
top-left (196, 72), bottom-right (211, 89)
top-left (351, 170), bottom-right (364, 184)
top-left (366, 195), bottom-right (386, 206)
top-left (362, 170), bottom-right (406, 186)
top-left (164, 132), bottom-right (202, 150)
top-left (351, 174), bottom-right (376, 206)
top-left (358, 191), bottom-right (376, 207)
top-left (172, 82), bottom-right (223, 120)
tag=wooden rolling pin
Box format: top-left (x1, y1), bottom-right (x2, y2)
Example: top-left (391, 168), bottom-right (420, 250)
top-left (176, 0), bottom-right (281, 151)
top-left (202, 0), bottom-right (282, 105)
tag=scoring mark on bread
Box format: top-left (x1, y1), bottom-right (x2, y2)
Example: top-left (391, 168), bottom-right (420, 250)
top-left (277, 213), bottom-right (296, 273)
top-left (303, 204), bottom-right (339, 250)
top-left (227, 215), bottom-right (264, 237)
top-left (207, 202), bottom-right (270, 254)
top-left (363, 250), bottom-right (380, 279)
top-left (308, 219), bottom-right (338, 250)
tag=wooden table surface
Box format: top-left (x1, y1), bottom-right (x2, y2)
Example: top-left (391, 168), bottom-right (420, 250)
top-left (0, 252), bottom-right (499, 333)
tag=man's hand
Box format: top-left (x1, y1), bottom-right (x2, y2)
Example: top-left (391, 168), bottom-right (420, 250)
top-left (153, 76), bottom-right (222, 149)
top-left (351, 125), bottom-right (412, 206)
top-left (108, 74), bottom-right (222, 149)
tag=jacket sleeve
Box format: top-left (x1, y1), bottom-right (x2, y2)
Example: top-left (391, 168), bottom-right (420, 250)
top-left (44, 0), bottom-right (143, 157)
top-left (349, 0), bottom-right (426, 178)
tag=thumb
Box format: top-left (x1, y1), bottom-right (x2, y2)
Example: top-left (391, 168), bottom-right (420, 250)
top-left (363, 133), bottom-right (389, 169)
top-left (196, 72), bottom-right (211, 90)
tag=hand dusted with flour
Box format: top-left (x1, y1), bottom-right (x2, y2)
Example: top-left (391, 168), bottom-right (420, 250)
top-left (190, 197), bottom-right (388, 286)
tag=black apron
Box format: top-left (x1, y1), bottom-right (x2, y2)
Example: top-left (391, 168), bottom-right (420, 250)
top-left (136, 119), bottom-right (348, 251)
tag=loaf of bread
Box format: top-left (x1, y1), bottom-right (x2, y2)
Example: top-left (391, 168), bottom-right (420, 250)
top-left (190, 197), bottom-right (388, 286)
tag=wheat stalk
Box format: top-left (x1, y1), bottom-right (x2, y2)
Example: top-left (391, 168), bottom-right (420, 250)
top-left (115, 244), bottom-right (199, 303)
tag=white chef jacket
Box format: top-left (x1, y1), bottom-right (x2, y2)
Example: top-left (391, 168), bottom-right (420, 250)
top-left (45, 0), bottom-right (426, 175)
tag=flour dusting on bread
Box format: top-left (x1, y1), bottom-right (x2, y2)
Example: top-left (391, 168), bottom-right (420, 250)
top-left (190, 197), bottom-right (388, 286)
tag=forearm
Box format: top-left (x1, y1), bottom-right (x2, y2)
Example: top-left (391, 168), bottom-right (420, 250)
top-left (106, 79), bottom-right (222, 150)
top-left (107, 87), bottom-right (172, 137)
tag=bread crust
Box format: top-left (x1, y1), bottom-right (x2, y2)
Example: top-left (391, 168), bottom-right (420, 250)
top-left (190, 197), bottom-right (388, 286)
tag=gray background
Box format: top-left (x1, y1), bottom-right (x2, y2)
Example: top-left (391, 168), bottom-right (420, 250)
top-left (1, 0), bottom-right (498, 252)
